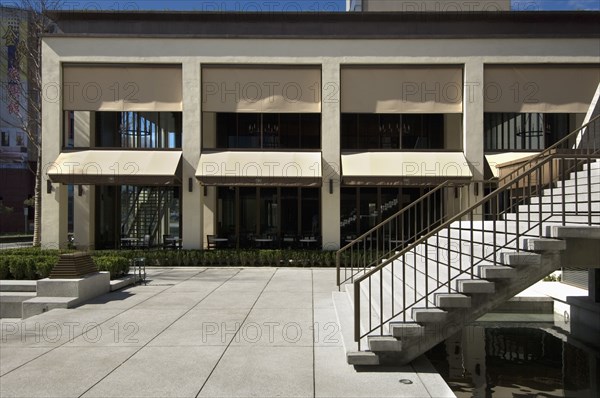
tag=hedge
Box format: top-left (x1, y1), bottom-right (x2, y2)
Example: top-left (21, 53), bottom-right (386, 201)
top-left (0, 248), bottom-right (337, 281)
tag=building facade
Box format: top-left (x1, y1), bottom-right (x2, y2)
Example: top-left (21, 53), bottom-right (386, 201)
top-left (41, 11), bottom-right (600, 250)
top-left (0, 6), bottom-right (36, 234)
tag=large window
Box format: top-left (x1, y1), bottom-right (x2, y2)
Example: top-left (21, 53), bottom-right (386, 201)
top-left (63, 111), bottom-right (182, 149)
top-left (340, 187), bottom-right (435, 242)
top-left (95, 185), bottom-right (181, 250)
top-left (207, 112), bottom-right (321, 150)
top-left (1, 131), bottom-right (9, 147)
top-left (484, 113), bottom-right (575, 151)
top-left (216, 187), bottom-right (321, 248)
top-left (341, 113), bottom-right (448, 150)
top-left (97, 112), bottom-right (182, 149)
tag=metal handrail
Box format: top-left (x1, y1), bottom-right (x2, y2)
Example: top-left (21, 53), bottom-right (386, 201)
top-left (497, 114), bottom-right (600, 186)
top-left (335, 180), bottom-right (492, 286)
top-left (336, 181), bottom-right (448, 285)
top-left (354, 152), bottom-right (600, 347)
top-left (351, 116), bottom-right (600, 348)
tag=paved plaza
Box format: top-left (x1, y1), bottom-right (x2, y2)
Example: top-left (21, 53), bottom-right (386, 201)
top-left (0, 267), bottom-right (453, 397)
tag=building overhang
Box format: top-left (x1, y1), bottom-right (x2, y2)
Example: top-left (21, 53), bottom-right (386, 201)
top-left (47, 150), bottom-right (182, 186)
top-left (196, 151), bottom-right (322, 187)
top-left (45, 11), bottom-right (600, 39)
top-left (485, 152), bottom-right (539, 179)
top-left (341, 151), bottom-right (473, 186)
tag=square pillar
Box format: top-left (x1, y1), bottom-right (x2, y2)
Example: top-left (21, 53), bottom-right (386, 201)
top-left (73, 112), bottom-right (95, 250)
top-left (182, 61), bottom-right (203, 249)
top-left (321, 61), bottom-right (341, 250)
top-left (41, 43), bottom-right (68, 249)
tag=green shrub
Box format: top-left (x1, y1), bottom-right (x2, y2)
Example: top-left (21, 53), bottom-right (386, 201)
top-left (6, 256), bottom-right (37, 280)
top-left (35, 256), bottom-right (58, 279)
top-left (0, 258), bottom-right (9, 279)
top-left (93, 256), bottom-right (130, 279)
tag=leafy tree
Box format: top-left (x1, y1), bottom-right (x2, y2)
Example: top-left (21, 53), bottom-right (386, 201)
top-left (1, 1), bottom-right (62, 245)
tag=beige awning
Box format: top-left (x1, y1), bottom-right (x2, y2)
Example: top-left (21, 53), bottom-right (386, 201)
top-left (484, 65), bottom-right (600, 113)
top-left (342, 152), bottom-right (472, 185)
top-left (196, 151), bottom-right (322, 186)
top-left (63, 64), bottom-right (183, 112)
top-left (485, 152), bottom-right (539, 178)
top-left (341, 66), bottom-right (463, 113)
top-left (47, 150), bottom-right (182, 185)
top-left (202, 67), bottom-right (321, 113)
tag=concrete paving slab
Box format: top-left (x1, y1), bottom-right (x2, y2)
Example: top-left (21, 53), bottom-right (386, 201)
top-left (0, 267), bottom-right (453, 397)
top-left (82, 346), bottom-right (225, 398)
top-left (313, 307), bottom-right (344, 348)
top-left (263, 278), bottom-right (313, 292)
top-left (0, 346), bottom-right (137, 398)
top-left (0, 347), bottom-right (52, 376)
top-left (315, 346), bottom-right (431, 398)
top-left (134, 292), bottom-right (212, 310)
top-left (0, 308), bottom-right (124, 348)
top-left (314, 291), bottom-right (335, 308)
top-left (312, 269), bottom-right (337, 292)
top-left (75, 289), bottom-right (163, 310)
top-left (66, 308), bottom-right (189, 347)
top-left (198, 345), bottom-right (313, 398)
top-left (194, 290), bottom-right (262, 310)
top-left (254, 290), bottom-right (313, 309)
top-left (148, 308), bottom-right (249, 347)
top-left (231, 307), bottom-right (313, 347)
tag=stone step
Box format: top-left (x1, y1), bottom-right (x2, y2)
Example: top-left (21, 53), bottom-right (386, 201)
top-left (522, 238), bottom-right (567, 252)
top-left (347, 351), bottom-right (380, 366)
top-left (477, 264), bottom-right (516, 279)
top-left (389, 322), bottom-right (425, 340)
top-left (21, 296), bottom-right (78, 319)
top-left (500, 251), bottom-right (542, 266)
top-left (411, 308), bottom-right (448, 323)
top-left (547, 225), bottom-right (600, 239)
top-left (0, 280), bottom-right (37, 293)
top-left (530, 192), bottom-right (600, 204)
top-left (434, 293), bottom-right (471, 308)
top-left (503, 213), bottom-right (600, 223)
top-left (544, 183), bottom-right (600, 196)
top-left (517, 202), bottom-right (600, 213)
top-left (0, 292), bottom-right (36, 318)
top-left (555, 175), bottom-right (600, 187)
top-left (367, 336), bottom-right (402, 352)
top-left (582, 161), bottom-right (600, 170)
top-left (456, 279), bottom-right (495, 294)
top-left (570, 168), bottom-right (600, 179)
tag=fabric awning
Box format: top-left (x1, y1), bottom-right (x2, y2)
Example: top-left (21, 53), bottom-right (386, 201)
top-left (485, 152), bottom-right (538, 178)
top-left (47, 150), bottom-right (182, 185)
top-left (341, 66), bottom-right (463, 114)
top-left (341, 152), bottom-right (472, 185)
top-left (63, 64), bottom-right (183, 112)
top-left (484, 65), bottom-right (600, 113)
top-left (196, 151), bottom-right (322, 186)
top-left (202, 66), bottom-right (321, 113)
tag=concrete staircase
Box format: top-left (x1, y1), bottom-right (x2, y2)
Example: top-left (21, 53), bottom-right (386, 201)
top-left (0, 281), bottom-right (37, 318)
top-left (335, 159), bottom-right (600, 366)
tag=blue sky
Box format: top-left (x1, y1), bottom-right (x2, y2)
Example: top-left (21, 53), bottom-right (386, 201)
top-left (58, 0), bottom-right (600, 11)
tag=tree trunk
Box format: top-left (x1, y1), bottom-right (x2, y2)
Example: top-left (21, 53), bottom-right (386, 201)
top-left (33, 151), bottom-right (42, 247)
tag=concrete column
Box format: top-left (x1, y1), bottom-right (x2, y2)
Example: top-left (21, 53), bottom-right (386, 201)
top-left (182, 60), bottom-right (203, 249)
top-left (462, 61), bottom-right (485, 218)
top-left (41, 42), bottom-right (68, 249)
top-left (321, 61), bottom-right (341, 250)
top-left (463, 61), bottom-right (485, 182)
top-left (201, 112), bottom-right (217, 248)
top-left (73, 112), bottom-right (95, 250)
